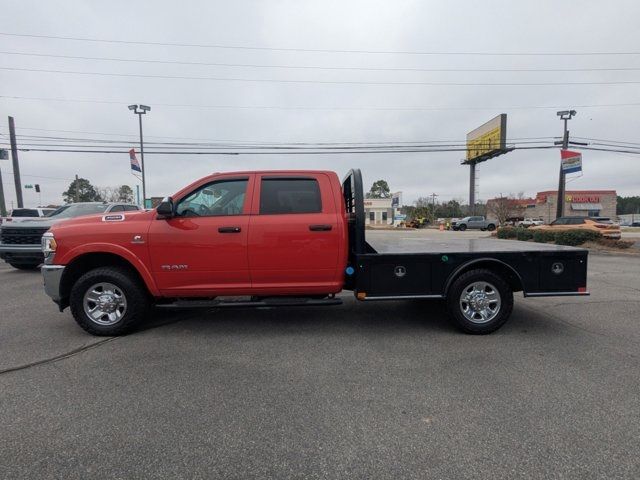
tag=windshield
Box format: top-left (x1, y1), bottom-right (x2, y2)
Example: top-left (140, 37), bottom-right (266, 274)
top-left (49, 204), bottom-right (109, 219)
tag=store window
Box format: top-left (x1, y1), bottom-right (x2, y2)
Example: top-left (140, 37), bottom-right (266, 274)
top-left (382, 211), bottom-right (388, 222)
top-left (587, 210), bottom-right (600, 217)
top-left (369, 211), bottom-right (375, 222)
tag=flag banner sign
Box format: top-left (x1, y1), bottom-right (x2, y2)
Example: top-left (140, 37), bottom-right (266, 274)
top-left (129, 148), bottom-right (142, 173)
top-left (561, 150), bottom-right (582, 174)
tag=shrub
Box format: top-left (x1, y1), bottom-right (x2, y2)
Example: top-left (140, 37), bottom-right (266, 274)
top-left (532, 230), bottom-right (555, 243)
top-left (516, 228), bottom-right (533, 241)
top-left (497, 227), bottom-right (517, 239)
top-left (555, 230), bottom-right (601, 246)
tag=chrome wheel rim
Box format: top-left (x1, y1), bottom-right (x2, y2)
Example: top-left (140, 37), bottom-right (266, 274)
top-left (459, 281), bottom-right (501, 324)
top-left (83, 282), bottom-right (127, 326)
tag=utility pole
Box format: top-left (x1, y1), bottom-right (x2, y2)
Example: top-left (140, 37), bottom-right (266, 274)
top-left (75, 174), bottom-right (79, 203)
top-left (555, 110), bottom-right (576, 219)
top-left (469, 161), bottom-right (476, 215)
top-left (8, 116), bottom-right (24, 208)
top-left (128, 104), bottom-right (150, 207)
top-left (0, 168), bottom-right (6, 216)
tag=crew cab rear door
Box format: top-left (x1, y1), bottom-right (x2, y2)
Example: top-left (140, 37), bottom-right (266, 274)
top-left (247, 173), bottom-right (342, 294)
top-left (148, 175), bottom-right (254, 295)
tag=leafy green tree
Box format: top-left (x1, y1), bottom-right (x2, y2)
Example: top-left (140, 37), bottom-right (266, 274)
top-left (617, 196), bottom-right (640, 214)
top-left (62, 178), bottom-right (101, 203)
top-left (366, 180), bottom-right (391, 199)
top-left (116, 185), bottom-right (135, 203)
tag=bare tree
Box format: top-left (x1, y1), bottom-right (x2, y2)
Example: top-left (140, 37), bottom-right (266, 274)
top-left (487, 196), bottom-right (516, 225)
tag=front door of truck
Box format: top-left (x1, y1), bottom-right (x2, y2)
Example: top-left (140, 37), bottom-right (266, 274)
top-left (248, 174), bottom-right (342, 294)
top-left (148, 176), bottom-right (254, 295)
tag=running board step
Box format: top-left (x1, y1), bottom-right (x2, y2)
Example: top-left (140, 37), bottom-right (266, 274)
top-left (159, 297), bottom-right (343, 309)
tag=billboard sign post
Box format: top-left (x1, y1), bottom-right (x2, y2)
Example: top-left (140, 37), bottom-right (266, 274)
top-left (462, 114), bottom-right (513, 213)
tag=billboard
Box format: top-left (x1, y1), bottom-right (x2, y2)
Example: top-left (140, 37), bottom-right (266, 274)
top-left (561, 150), bottom-right (582, 174)
top-left (465, 114), bottom-right (507, 163)
top-left (391, 192), bottom-right (402, 208)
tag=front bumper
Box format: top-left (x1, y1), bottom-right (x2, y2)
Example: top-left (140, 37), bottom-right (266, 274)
top-left (0, 244), bottom-right (44, 263)
top-left (42, 265), bottom-right (65, 303)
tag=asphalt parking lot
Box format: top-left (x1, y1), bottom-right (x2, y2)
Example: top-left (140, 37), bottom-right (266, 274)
top-left (1, 231), bottom-right (639, 479)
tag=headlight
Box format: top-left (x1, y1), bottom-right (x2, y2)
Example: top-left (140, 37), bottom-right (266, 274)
top-left (41, 232), bottom-right (57, 256)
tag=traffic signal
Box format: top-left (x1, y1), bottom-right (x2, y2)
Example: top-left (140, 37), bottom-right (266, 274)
top-left (35, 184), bottom-right (40, 193)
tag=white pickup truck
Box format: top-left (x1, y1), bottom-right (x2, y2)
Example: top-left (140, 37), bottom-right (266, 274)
top-left (516, 218), bottom-right (544, 228)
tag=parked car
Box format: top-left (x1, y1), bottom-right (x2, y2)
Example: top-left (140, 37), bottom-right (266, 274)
top-left (3, 207), bottom-right (57, 224)
top-left (0, 202), bottom-right (139, 270)
top-left (516, 218), bottom-right (544, 228)
top-left (630, 221), bottom-right (640, 228)
top-left (530, 216), bottom-right (621, 239)
top-left (41, 169), bottom-right (588, 337)
top-left (451, 216), bottom-right (496, 231)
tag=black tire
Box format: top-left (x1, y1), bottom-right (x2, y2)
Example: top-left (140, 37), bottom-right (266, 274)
top-left (9, 262), bottom-right (41, 270)
top-left (481, 228), bottom-right (487, 231)
top-left (69, 266), bottom-right (150, 336)
top-left (446, 269), bottom-right (513, 334)
top-left (486, 224), bottom-right (496, 231)
top-left (458, 224), bottom-right (467, 231)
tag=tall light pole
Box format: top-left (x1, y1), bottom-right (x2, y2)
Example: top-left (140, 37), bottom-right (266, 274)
top-left (555, 110), bottom-right (576, 219)
top-left (128, 104), bottom-right (150, 206)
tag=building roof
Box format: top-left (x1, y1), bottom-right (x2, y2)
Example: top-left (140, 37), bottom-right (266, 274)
top-left (536, 190), bottom-right (617, 196)
top-left (536, 190), bottom-right (616, 203)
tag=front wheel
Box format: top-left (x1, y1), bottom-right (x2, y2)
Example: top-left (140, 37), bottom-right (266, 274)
top-left (69, 267), bottom-right (150, 336)
top-left (458, 224), bottom-right (467, 231)
top-left (446, 269), bottom-right (513, 334)
top-left (486, 224), bottom-right (496, 231)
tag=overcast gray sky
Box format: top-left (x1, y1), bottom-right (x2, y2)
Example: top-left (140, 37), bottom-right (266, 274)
top-left (1, 0), bottom-right (639, 207)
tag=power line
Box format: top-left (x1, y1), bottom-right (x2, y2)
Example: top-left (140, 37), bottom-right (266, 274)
top-left (3, 50), bottom-right (640, 73)
top-left (0, 126), bottom-right (558, 145)
top-left (12, 145), bottom-right (559, 155)
top-left (4, 67), bottom-right (640, 86)
top-left (4, 96), bottom-right (640, 113)
top-left (2, 32), bottom-right (640, 56)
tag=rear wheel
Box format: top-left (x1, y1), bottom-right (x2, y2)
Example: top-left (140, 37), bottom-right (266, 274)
top-left (446, 269), bottom-right (513, 334)
top-left (9, 262), bottom-right (40, 270)
top-left (69, 267), bottom-right (150, 336)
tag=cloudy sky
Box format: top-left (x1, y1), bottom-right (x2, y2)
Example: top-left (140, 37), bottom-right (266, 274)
top-left (1, 0), bottom-right (639, 208)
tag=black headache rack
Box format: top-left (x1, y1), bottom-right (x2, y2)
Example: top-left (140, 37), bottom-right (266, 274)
top-left (341, 169), bottom-right (589, 300)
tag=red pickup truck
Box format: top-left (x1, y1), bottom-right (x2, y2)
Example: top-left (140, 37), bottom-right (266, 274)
top-left (41, 169), bottom-right (589, 336)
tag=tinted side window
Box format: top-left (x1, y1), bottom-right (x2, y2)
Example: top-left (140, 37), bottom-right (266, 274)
top-left (568, 218), bottom-right (584, 225)
top-left (109, 205), bottom-right (124, 212)
top-left (123, 205), bottom-right (139, 211)
top-left (552, 218), bottom-right (567, 225)
top-left (176, 179), bottom-right (248, 217)
top-left (260, 178), bottom-right (322, 214)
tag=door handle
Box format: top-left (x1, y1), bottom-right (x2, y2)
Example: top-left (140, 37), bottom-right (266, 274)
top-left (309, 224), bottom-right (332, 231)
top-left (218, 226), bottom-right (241, 233)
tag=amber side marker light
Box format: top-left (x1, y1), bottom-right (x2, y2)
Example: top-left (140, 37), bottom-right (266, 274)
top-left (356, 292), bottom-right (367, 300)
